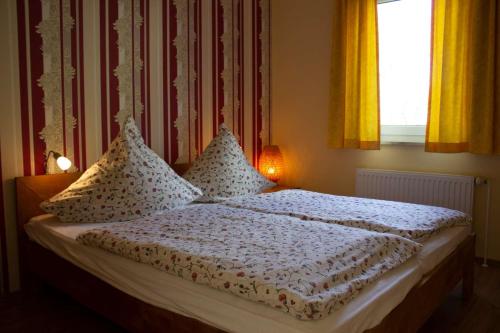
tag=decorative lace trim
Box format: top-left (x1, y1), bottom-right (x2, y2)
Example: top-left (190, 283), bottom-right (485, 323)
top-left (259, 0), bottom-right (270, 146)
top-left (37, 0), bottom-right (77, 174)
top-left (114, 0), bottom-right (144, 128)
top-left (173, 0), bottom-right (199, 163)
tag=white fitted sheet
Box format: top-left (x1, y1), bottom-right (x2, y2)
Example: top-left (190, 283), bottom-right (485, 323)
top-left (25, 214), bottom-right (470, 333)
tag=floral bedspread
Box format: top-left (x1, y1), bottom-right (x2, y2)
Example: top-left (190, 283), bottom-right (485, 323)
top-left (76, 204), bottom-right (421, 320)
top-left (222, 190), bottom-right (471, 241)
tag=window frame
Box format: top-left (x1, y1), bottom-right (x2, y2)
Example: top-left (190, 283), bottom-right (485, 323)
top-left (377, 0), bottom-right (429, 145)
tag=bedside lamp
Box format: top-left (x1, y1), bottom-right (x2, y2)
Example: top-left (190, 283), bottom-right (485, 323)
top-left (46, 150), bottom-right (72, 173)
top-left (259, 145), bottom-right (284, 183)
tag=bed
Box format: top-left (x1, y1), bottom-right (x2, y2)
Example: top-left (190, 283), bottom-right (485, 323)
top-left (15, 172), bottom-right (475, 333)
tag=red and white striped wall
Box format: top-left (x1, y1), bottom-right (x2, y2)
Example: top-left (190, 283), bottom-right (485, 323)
top-left (1, 0), bottom-right (270, 291)
top-left (99, 0), bottom-right (152, 153)
top-left (163, 0), bottom-right (270, 165)
top-left (252, 0), bottom-right (270, 165)
top-left (14, 0), bottom-right (270, 174)
top-left (162, 0), bottom-right (203, 164)
top-left (17, 0), bottom-right (86, 175)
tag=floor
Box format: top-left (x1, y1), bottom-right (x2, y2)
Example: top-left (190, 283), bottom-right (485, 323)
top-left (0, 283), bottom-right (124, 333)
top-left (419, 263), bottom-right (500, 333)
top-left (0, 263), bottom-right (499, 333)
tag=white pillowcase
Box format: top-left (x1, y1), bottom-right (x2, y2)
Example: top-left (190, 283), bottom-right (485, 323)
top-left (41, 117), bottom-right (202, 223)
top-left (183, 124), bottom-right (275, 202)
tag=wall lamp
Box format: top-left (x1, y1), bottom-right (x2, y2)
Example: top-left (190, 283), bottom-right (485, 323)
top-left (46, 150), bottom-right (72, 173)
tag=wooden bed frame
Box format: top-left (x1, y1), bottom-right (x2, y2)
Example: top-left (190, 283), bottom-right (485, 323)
top-left (15, 172), bottom-right (475, 333)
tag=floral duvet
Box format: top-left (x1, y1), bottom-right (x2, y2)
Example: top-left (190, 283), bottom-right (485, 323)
top-left (76, 204), bottom-right (421, 320)
top-left (222, 190), bottom-right (471, 241)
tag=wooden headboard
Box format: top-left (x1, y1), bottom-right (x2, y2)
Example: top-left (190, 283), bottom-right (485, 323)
top-left (16, 173), bottom-right (82, 229)
top-left (15, 163), bottom-right (191, 229)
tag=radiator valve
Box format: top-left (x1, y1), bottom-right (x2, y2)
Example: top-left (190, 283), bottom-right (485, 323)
top-left (475, 177), bottom-right (488, 185)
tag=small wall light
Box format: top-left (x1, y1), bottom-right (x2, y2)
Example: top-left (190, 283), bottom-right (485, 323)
top-left (259, 145), bottom-right (284, 183)
top-left (46, 150), bottom-right (72, 173)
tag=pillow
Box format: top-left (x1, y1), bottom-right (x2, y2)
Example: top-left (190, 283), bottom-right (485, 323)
top-left (41, 117), bottom-right (202, 223)
top-left (183, 124), bottom-right (275, 202)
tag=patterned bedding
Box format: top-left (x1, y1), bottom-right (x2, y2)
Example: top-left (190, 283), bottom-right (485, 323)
top-left (222, 190), bottom-right (471, 241)
top-left (76, 204), bottom-right (421, 320)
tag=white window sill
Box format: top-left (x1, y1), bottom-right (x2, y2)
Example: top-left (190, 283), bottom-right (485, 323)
top-left (381, 140), bottom-right (424, 146)
top-left (381, 125), bottom-right (425, 145)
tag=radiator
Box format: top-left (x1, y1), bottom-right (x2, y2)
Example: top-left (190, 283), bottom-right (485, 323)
top-left (355, 169), bottom-right (475, 215)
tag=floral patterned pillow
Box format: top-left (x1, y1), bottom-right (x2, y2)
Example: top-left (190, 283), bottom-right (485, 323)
top-left (183, 124), bottom-right (275, 202)
top-left (40, 117), bottom-right (202, 223)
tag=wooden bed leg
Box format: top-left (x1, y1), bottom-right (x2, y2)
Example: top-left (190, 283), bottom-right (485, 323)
top-left (462, 235), bottom-right (475, 301)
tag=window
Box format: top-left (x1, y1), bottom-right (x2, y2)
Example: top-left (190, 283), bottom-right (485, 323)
top-left (377, 0), bottom-right (432, 143)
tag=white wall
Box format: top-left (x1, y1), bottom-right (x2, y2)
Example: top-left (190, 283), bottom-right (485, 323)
top-left (271, 0), bottom-right (500, 260)
top-left (0, 0), bottom-right (22, 292)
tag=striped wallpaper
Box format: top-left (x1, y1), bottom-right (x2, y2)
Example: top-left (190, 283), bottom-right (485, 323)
top-left (17, 0), bottom-right (87, 175)
top-left (16, 0), bottom-right (270, 173)
top-left (0, 0), bottom-right (271, 292)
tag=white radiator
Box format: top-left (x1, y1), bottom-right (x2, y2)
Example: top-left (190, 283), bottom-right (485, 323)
top-left (355, 169), bottom-right (475, 215)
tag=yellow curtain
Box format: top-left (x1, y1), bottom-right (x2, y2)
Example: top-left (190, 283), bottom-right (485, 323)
top-left (427, 0), bottom-right (500, 154)
top-left (329, 0), bottom-right (380, 150)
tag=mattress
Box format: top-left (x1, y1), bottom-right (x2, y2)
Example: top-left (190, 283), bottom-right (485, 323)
top-left (25, 213), bottom-right (470, 333)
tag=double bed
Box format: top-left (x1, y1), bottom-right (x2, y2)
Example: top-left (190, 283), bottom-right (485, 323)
top-left (15, 171), bottom-right (475, 333)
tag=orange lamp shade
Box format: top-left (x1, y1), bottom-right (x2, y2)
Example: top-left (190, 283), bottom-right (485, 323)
top-left (259, 145), bottom-right (284, 182)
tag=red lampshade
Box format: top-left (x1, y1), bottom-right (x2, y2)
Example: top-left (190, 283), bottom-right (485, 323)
top-left (259, 145), bottom-right (284, 182)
